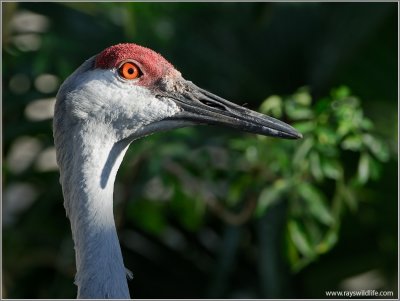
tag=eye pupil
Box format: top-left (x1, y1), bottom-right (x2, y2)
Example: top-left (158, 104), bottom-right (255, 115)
top-left (119, 62), bottom-right (142, 80)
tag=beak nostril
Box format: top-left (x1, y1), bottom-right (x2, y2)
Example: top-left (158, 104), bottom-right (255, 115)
top-left (198, 98), bottom-right (227, 111)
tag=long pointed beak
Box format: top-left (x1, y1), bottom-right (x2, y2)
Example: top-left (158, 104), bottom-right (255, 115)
top-left (160, 80), bottom-right (302, 139)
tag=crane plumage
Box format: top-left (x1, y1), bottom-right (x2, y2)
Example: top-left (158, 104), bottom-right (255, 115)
top-left (53, 43), bottom-right (301, 299)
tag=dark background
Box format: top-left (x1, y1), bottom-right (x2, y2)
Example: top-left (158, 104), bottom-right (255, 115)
top-left (2, 2), bottom-right (398, 299)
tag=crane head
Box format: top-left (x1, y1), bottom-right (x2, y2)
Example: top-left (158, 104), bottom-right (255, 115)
top-left (56, 43), bottom-right (302, 143)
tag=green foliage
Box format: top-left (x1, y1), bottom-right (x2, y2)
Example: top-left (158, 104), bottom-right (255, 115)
top-left (231, 86), bottom-right (391, 271)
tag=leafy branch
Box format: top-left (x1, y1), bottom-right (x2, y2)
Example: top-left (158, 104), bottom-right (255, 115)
top-left (232, 86), bottom-right (391, 271)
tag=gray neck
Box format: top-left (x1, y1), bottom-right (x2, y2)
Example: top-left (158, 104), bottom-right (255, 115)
top-left (55, 121), bottom-right (130, 298)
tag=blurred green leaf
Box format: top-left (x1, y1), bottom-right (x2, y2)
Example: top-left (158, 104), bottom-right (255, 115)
top-left (303, 218), bottom-right (323, 247)
top-left (362, 133), bottom-right (390, 162)
top-left (298, 183), bottom-right (334, 226)
top-left (316, 127), bottom-right (337, 145)
top-left (331, 85), bottom-right (351, 99)
top-left (293, 89), bottom-right (312, 106)
top-left (368, 156), bottom-right (382, 180)
top-left (337, 119), bottom-right (353, 137)
top-left (321, 157), bottom-right (343, 180)
top-left (292, 137), bottom-right (313, 166)
top-left (341, 184), bottom-right (358, 212)
top-left (292, 121), bottom-right (315, 134)
top-left (245, 145), bottom-right (259, 163)
top-left (288, 220), bottom-right (315, 257)
top-left (341, 135), bottom-right (362, 151)
top-left (260, 95), bottom-right (282, 118)
top-left (286, 229), bottom-right (300, 270)
top-left (256, 179), bottom-right (288, 216)
top-left (357, 152), bottom-right (370, 184)
top-left (310, 151), bottom-right (324, 182)
top-left (361, 118), bottom-right (374, 130)
top-left (285, 100), bottom-right (314, 120)
top-left (314, 98), bottom-right (330, 114)
top-left (316, 229), bottom-right (338, 254)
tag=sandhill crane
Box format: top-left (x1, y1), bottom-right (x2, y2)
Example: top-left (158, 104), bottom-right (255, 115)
top-left (53, 43), bottom-right (302, 299)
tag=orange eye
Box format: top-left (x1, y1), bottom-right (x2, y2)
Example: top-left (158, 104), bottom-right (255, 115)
top-left (119, 62), bottom-right (141, 80)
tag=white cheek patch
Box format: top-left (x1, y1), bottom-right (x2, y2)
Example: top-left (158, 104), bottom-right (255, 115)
top-left (67, 69), bottom-right (181, 136)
